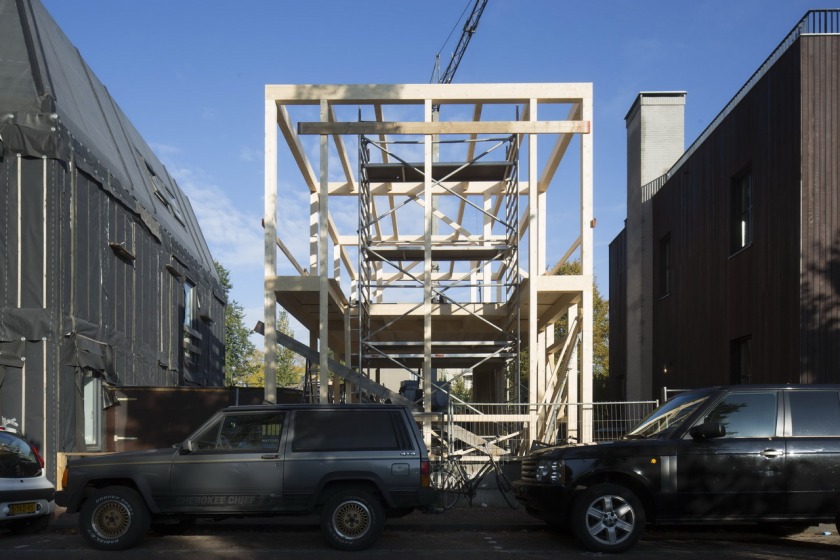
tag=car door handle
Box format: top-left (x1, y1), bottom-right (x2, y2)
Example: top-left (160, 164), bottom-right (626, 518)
top-left (760, 449), bottom-right (784, 458)
top-left (261, 454), bottom-right (280, 460)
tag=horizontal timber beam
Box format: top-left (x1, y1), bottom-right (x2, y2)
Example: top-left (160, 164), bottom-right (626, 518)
top-left (298, 120), bottom-right (590, 136)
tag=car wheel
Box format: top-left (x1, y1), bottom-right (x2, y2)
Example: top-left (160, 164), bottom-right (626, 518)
top-left (79, 486), bottom-right (151, 551)
top-left (320, 488), bottom-right (384, 551)
top-left (570, 483), bottom-right (645, 553)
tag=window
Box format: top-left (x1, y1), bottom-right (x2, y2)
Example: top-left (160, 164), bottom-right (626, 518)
top-left (730, 172), bottom-right (752, 253)
top-left (184, 281), bottom-right (195, 328)
top-left (659, 234), bottom-right (671, 297)
top-left (789, 391), bottom-right (840, 437)
top-left (703, 392), bottom-right (777, 438)
top-left (192, 413), bottom-right (285, 451)
top-left (292, 410), bottom-right (410, 452)
top-left (83, 375), bottom-right (102, 450)
top-left (730, 337), bottom-right (752, 384)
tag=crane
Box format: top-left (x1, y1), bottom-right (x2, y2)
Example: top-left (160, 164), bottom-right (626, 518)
top-left (432, 0), bottom-right (488, 111)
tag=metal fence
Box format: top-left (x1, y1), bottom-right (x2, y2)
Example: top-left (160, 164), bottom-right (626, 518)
top-left (435, 400), bottom-right (659, 460)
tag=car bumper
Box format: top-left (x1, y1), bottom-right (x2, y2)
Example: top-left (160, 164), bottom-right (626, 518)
top-left (0, 497), bottom-right (55, 521)
top-left (513, 480), bottom-right (573, 524)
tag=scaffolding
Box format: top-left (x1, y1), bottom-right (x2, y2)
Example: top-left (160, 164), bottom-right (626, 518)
top-left (356, 134), bottom-right (521, 400)
top-left (263, 84), bottom-right (594, 451)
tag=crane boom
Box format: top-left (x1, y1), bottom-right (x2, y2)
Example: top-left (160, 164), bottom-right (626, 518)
top-left (438, 0), bottom-right (488, 85)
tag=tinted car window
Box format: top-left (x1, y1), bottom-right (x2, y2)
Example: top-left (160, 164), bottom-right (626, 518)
top-left (193, 413), bottom-right (285, 451)
top-left (292, 410), bottom-right (409, 452)
top-left (789, 391), bottom-right (840, 436)
top-left (704, 392), bottom-right (776, 438)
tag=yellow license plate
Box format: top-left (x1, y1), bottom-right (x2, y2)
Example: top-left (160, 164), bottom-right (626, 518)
top-left (9, 502), bottom-right (37, 515)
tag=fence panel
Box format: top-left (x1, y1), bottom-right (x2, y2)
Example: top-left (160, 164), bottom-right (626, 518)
top-left (435, 400), bottom-right (659, 460)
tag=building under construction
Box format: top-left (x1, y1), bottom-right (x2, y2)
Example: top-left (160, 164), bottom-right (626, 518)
top-left (263, 83), bottom-right (595, 454)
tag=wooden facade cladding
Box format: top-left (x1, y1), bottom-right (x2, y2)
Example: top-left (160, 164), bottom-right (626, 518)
top-left (650, 40), bottom-right (806, 390)
top-left (608, 229), bottom-right (627, 400)
top-left (800, 35), bottom-right (840, 383)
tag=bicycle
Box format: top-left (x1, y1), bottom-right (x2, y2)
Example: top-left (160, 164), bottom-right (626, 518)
top-left (431, 442), bottom-right (519, 510)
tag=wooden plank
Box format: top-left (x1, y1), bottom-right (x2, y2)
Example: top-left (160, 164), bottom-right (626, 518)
top-left (298, 120), bottom-right (590, 136)
top-left (267, 82), bottom-right (592, 105)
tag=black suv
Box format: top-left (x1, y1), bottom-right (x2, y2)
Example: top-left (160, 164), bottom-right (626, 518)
top-left (514, 385), bottom-right (840, 553)
top-left (57, 404), bottom-right (435, 551)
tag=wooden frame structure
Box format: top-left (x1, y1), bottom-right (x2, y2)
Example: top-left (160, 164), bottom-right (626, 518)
top-left (264, 83), bottom-right (594, 447)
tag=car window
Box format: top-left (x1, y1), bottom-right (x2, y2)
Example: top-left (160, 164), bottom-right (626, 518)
top-left (702, 392), bottom-right (777, 438)
top-left (0, 432), bottom-right (40, 477)
top-left (789, 391), bottom-right (840, 436)
top-left (192, 413), bottom-right (285, 451)
top-left (626, 392), bottom-right (709, 439)
top-left (292, 409), bottom-right (409, 452)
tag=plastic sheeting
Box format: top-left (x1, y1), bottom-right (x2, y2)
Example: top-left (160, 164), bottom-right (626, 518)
top-left (0, 0), bottom-right (226, 481)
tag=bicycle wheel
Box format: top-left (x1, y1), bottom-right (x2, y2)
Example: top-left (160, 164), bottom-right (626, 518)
top-left (431, 464), bottom-right (462, 510)
top-left (493, 462), bottom-right (520, 509)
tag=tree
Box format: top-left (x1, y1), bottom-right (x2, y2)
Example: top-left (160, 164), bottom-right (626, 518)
top-left (553, 260), bottom-right (609, 397)
top-left (228, 314), bottom-right (305, 389)
top-left (215, 261), bottom-right (255, 387)
top-left (275, 311), bottom-right (304, 387)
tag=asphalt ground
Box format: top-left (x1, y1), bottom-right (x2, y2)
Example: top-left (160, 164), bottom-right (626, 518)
top-left (48, 503), bottom-right (837, 537)
top-left (4, 506), bottom-right (837, 559)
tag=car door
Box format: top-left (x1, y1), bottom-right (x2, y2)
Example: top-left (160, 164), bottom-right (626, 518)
top-left (167, 411), bottom-right (287, 513)
top-left (784, 389), bottom-right (840, 516)
top-left (675, 390), bottom-right (786, 520)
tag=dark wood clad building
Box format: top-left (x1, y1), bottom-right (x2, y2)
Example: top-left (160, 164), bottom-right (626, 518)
top-left (0, 0), bottom-right (225, 480)
top-left (611, 11), bottom-right (840, 398)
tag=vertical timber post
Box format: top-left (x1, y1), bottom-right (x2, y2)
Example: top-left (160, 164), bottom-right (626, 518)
top-left (423, 98), bottom-right (434, 449)
top-left (319, 99), bottom-right (330, 403)
top-left (263, 95), bottom-right (278, 403)
top-left (580, 90), bottom-right (595, 440)
top-left (528, 98), bottom-right (539, 443)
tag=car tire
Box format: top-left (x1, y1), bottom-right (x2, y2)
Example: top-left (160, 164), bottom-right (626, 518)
top-left (320, 487), bottom-right (385, 551)
top-left (79, 486), bottom-right (151, 551)
top-left (570, 483), bottom-right (645, 553)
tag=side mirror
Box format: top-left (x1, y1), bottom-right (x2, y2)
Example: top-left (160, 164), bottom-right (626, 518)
top-left (689, 422), bottom-right (726, 441)
top-left (180, 439), bottom-right (194, 454)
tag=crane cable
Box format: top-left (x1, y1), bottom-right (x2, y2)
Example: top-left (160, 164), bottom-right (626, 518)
top-left (429, 0), bottom-right (476, 84)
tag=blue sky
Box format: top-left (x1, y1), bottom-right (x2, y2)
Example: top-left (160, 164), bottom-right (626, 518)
top-left (41, 0), bottom-right (839, 340)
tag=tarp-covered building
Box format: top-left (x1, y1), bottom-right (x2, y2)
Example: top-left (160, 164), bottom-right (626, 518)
top-left (0, 0), bottom-right (225, 480)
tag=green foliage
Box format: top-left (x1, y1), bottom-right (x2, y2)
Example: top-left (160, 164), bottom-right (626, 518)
top-left (215, 261), bottom-right (304, 389)
top-left (439, 370), bottom-right (472, 403)
top-left (552, 260), bottom-right (610, 397)
top-left (215, 261), bottom-right (256, 387)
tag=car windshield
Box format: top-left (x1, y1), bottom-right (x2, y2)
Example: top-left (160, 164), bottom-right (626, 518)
top-left (625, 392), bottom-right (710, 439)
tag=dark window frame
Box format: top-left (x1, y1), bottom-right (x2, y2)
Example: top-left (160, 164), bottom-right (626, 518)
top-left (730, 336), bottom-right (752, 384)
top-left (730, 171), bottom-right (753, 254)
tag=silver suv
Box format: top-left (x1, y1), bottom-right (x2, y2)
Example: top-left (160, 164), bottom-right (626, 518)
top-left (57, 404), bottom-right (435, 551)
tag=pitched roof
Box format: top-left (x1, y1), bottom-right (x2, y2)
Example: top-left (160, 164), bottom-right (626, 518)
top-left (0, 0), bottom-right (218, 282)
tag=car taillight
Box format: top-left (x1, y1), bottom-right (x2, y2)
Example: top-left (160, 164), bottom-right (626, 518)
top-left (420, 459), bottom-right (430, 488)
top-left (61, 465), bottom-right (69, 489)
top-left (32, 444), bottom-right (45, 469)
